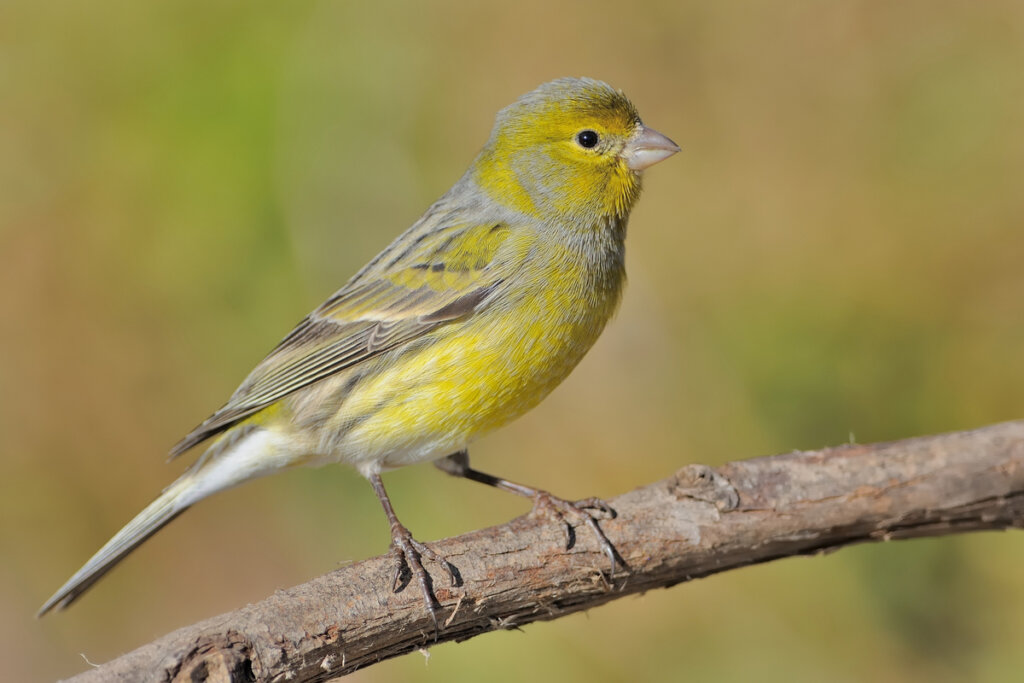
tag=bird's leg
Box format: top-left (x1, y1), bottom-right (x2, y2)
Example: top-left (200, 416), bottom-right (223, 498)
top-left (434, 451), bottom-right (624, 575)
top-left (367, 473), bottom-right (460, 630)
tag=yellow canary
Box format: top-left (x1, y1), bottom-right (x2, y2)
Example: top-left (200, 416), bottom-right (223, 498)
top-left (39, 77), bottom-right (678, 620)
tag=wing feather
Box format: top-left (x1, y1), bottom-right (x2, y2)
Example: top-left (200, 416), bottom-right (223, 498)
top-left (169, 216), bottom-right (519, 458)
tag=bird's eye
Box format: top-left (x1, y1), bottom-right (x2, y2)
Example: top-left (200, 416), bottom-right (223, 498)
top-left (576, 130), bottom-right (600, 149)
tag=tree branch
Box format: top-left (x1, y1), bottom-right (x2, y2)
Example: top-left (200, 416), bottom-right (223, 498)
top-left (65, 421), bottom-right (1024, 682)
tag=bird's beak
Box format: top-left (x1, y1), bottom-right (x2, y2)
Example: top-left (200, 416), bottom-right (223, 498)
top-left (623, 125), bottom-right (680, 171)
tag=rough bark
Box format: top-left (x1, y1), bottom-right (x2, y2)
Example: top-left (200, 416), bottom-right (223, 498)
top-left (64, 421), bottom-right (1024, 682)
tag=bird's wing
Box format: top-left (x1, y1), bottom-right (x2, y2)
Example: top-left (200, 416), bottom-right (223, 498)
top-left (169, 217), bottom-right (525, 458)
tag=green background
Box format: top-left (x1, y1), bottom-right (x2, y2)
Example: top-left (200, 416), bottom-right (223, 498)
top-left (5, 1), bottom-right (1024, 680)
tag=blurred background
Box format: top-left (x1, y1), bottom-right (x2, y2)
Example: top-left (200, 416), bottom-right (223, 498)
top-left (4, 1), bottom-right (1024, 680)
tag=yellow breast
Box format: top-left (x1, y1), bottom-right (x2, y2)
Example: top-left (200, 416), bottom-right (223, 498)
top-left (323, 233), bottom-right (626, 467)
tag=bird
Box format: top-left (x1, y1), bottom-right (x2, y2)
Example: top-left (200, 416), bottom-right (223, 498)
top-left (38, 77), bottom-right (679, 623)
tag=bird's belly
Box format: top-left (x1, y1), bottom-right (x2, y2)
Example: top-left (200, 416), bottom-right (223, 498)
top-left (325, 288), bottom-right (616, 470)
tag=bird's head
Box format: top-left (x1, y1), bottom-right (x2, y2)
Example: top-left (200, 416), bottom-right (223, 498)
top-left (473, 78), bottom-right (678, 227)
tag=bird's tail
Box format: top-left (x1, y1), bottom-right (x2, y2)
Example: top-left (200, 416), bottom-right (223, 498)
top-left (38, 426), bottom-right (289, 616)
top-left (36, 474), bottom-right (196, 616)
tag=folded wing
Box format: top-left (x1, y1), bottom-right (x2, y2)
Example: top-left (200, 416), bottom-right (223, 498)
top-left (170, 219), bottom-right (520, 458)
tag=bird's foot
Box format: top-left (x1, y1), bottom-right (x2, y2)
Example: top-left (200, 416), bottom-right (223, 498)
top-left (529, 492), bottom-right (625, 575)
top-left (388, 521), bottom-right (461, 632)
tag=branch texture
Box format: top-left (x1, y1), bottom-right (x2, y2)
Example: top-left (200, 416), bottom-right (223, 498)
top-left (65, 421), bottom-right (1024, 682)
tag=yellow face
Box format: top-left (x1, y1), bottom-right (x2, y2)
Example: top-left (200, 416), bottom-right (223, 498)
top-left (473, 79), bottom-right (645, 226)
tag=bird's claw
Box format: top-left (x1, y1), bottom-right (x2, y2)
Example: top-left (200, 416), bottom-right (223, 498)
top-left (529, 492), bottom-right (625, 576)
top-left (387, 523), bottom-right (461, 633)
top-left (571, 496), bottom-right (617, 519)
